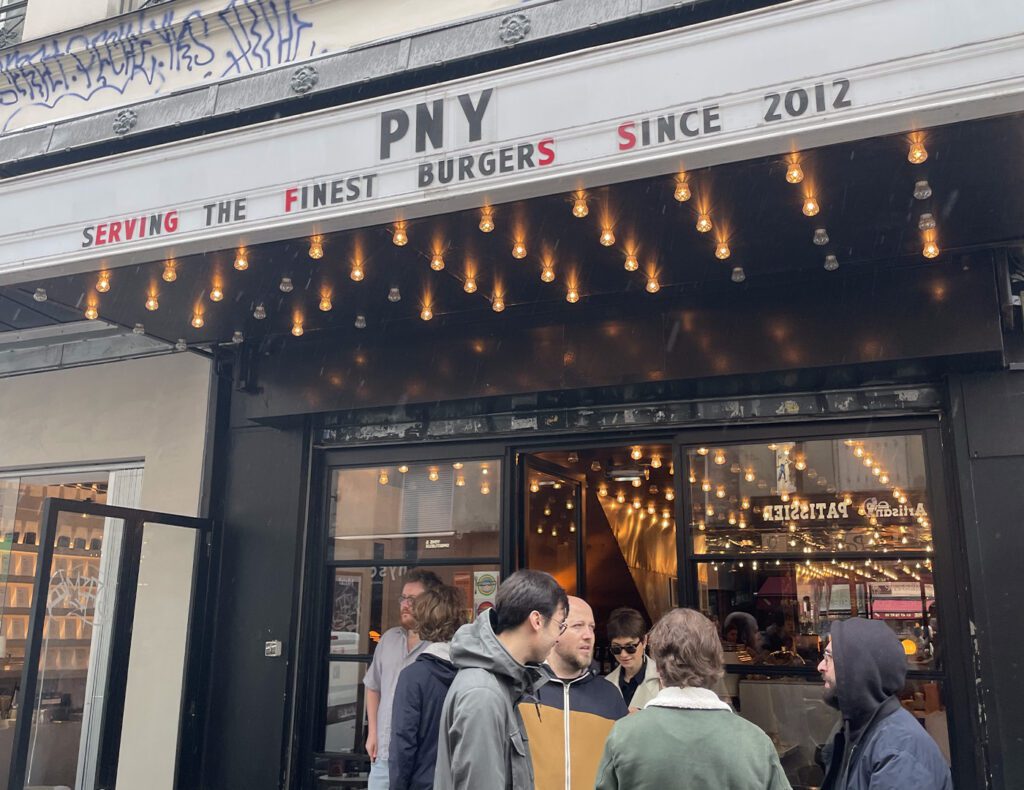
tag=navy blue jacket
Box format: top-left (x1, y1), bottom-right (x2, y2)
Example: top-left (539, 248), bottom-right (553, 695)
top-left (821, 618), bottom-right (952, 790)
top-left (389, 647), bottom-right (457, 790)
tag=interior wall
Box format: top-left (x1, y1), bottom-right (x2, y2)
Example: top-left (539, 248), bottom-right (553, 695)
top-left (0, 351), bottom-right (215, 790)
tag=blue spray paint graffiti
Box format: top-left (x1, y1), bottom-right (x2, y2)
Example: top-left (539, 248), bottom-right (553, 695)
top-left (0, 0), bottom-right (317, 133)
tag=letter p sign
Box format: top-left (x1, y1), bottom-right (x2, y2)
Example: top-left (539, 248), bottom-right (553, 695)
top-left (380, 109), bottom-right (410, 160)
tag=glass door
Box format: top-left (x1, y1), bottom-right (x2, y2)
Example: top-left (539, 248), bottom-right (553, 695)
top-left (523, 457), bottom-right (583, 595)
top-left (5, 498), bottom-right (211, 790)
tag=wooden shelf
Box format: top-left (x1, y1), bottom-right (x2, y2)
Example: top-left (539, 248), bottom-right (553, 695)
top-left (2, 545), bottom-right (100, 558)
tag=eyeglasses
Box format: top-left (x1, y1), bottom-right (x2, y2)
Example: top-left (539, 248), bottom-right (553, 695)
top-left (610, 641), bottom-right (641, 656)
top-left (555, 618), bottom-right (568, 636)
top-left (399, 594), bottom-right (419, 605)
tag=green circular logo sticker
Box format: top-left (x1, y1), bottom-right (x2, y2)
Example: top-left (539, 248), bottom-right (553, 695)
top-left (475, 573), bottom-right (497, 596)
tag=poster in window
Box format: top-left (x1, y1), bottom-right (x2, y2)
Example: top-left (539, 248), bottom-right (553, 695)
top-left (331, 574), bottom-right (361, 655)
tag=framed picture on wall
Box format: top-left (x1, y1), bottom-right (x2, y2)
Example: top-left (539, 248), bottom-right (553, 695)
top-left (330, 574), bottom-right (361, 655)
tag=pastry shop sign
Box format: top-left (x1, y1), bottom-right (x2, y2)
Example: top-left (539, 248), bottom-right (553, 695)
top-left (761, 497), bottom-right (927, 523)
top-left (3, 0), bottom-right (1022, 280)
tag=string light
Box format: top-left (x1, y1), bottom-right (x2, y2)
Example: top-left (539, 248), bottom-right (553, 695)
top-left (665, 489), bottom-right (675, 501)
top-left (428, 467), bottom-right (440, 482)
top-left (630, 446), bottom-right (643, 461)
top-left (234, 248), bottom-right (249, 270)
top-left (162, 262), bottom-right (177, 282)
top-left (600, 228), bottom-right (616, 247)
top-left (572, 193), bottom-right (589, 218)
top-left (713, 449), bottom-right (726, 465)
top-left (566, 286), bottom-right (580, 304)
top-left (624, 253), bottom-right (639, 272)
top-left (674, 176), bottom-right (692, 202)
top-left (95, 271), bottom-right (111, 293)
top-left (645, 275), bottom-right (660, 293)
top-left (731, 267), bottom-right (746, 283)
top-left (696, 213), bottom-right (712, 233)
top-left (253, 303), bottom-right (267, 320)
top-left (420, 305), bottom-right (433, 321)
top-left (492, 293), bottom-right (506, 312)
top-left (291, 318), bottom-right (303, 336)
top-left (540, 265), bottom-right (555, 283)
top-left (913, 181), bottom-right (932, 200)
top-left (922, 235), bottom-right (940, 259)
top-left (351, 262), bottom-right (365, 281)
top-left (824, 254), bottom-right (839, 272)
top-left (715, 241), bottom-right (730, 260)
top-left (813, 228), bottom-right (829, 246)
top-left (308, 236), bottom-right (324, 260)
top-left (479, 208), bottom-right (495, 233)
top-left (786, 160), bottom-right (804, 184)
top-left (392, 222), bottom-right (408, 246)
top-left (908, 139), bottom-right (928, 164)
top-left (430, 252), bottom-right (445, 271)
top-left (802, 196), bottom-right (820, 216)
top-left (744, 469), bottom-right (756, 482)
top-left (456, 474), bottom-right (466, 487)
top-left (464, 276), bottom-right (477, 294)
top-left (209, 284), bottom-right (224, 302)
top-left (650, 455), bottom-right (662, 469)
top-left (480, 481), bottom-right (491, 495)
top-left (319, 294), bottom-right (333, 311)
top-left (398, 464), bottom-right (409, 474)
top-left (512, 241), bottom-right (527, 259)
top-left (145, 294), bottom-right (159, 311)
top-left (84, 304), bottom-right (98, 320)
top-left (191, 312), bottom-right (205, 329)
top-left (378, 470), bottom-right (389, 485)
top-left (279, 276), bottom-right (294, 293)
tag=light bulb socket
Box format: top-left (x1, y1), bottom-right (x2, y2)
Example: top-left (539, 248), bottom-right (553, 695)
top-left (813, 228), bottom-right (830, 246)
top-left (913, 180), bottom-right (933, 200)
top-left (918, 213), bottom-right (936, 231)
top-left (731, 266), bottom-right (746, 283)
top-left (824, 255), bottom-right (839, 272)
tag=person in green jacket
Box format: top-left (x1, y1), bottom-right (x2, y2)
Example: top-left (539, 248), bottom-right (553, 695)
top-left (595, 607), bottom-right (792, 790)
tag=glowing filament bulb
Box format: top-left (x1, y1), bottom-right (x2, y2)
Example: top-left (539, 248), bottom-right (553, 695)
top-left (428, 467), bottom-right (440, 482)
top-left (713, 450), bottom-right (726, 465)
top-left (674, 178), bottom-right (692, 202)
top-left (84, 304), bottom-right (98, 320)
top-left (162, 263), bottom-right (177, 282)
top-left (456, 475), bottom-right (466, 487)
top-left (715, 486), bottom-right (726, 499)
top-left (492, 295), bottom-right (505, 312)
top-left (350, 263), bottom-right (365, 282)
top-left (741, 497), bottom-right (750, 509)
top-left (786, 161), bottom-right (804, 184)
top-left (632, 498), bottom-right (642, 510)
top-left (630, 446), bottom-right (643, 461)
top-left (598, 484), bottom-right (608, 497)
top-left (715, 242), bottom-right (730, 260)
top-left (599, 228), bottom-right (616, 247)
top-left (540, 266), bottom-right (555, 283)
top-left (291, 320), bottom-right (303, 337)
top-left (650, 455), bottom-right (662, 469)
top-left (96, 272), bottom-right (110, 293)
top-left (319, 295), bottom-right (333, 312)
top-left (464, 276), bottom-right (477, 294)
top-left (420, 305), bottom-right (433, 321)
top-left (744, 469), bottom-right (756, 482)
top-left (645, 276), bottom-right (660, 294)
top-left (922, 238), bottom-right (940, 259)
top-left (530, 481), bottom-right (540, 493)
top-left (624, 253), bottom-right (639, 272)
top-left (648, 503), bottom-right (657, 515)
top-left (145, 294), bottom-right (159, 311)
top-left (398, 465), bottom-right (409, 474)
top-left (209, 285), bottom-right (224, 302)
top-left (631, 478), bottom-right (642, 488)
top-left (378, 470), bottom-right (389, 485)
top-left (572, 195), bottom-right (589, 218)
top-left (392, 223), bottom-right (408, 246)
top-left (512, 241), bottom-right (527, 259)
top-left (701, 479), bottom-right (712, 493)
top-left (802, 196), bottom-right (820, 217)
top-left (480, 482), bottom-right (491, 495)
top-left (795, 457), bottom-right (807, 471)
top-left (430, 252), bottom-right (445, 271)
top-left (696, 214), bottom-right (712, 233)
top-left (616, 492), bottom-right (626, 504)
top-left (697, 447), bottom-right (709, 456)
top-left (479, 209), bottom-right (494, 233)
top-left (234, 249), bottom-right (249, 270)
top-left (566, 286), bottom-right (580, 304)
top-left (853, 446), bottom-right (865, 458)
top-left (665, 489), bottom-right (675, 501)
top-left (192, 313), bottom-right (205, 329)
top-left (308, 237), bottom-right (324, 260)
top-left (908, 141), bottom-right (928, 164)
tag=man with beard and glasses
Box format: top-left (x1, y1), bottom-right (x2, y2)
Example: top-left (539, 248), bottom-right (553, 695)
top-left (520, 596), bottom-right (628, 790)
top-left (818, 618), bottom-right (952, 790)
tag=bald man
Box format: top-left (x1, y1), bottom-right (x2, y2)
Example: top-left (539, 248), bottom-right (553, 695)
top-left (519, 596), bottom-right (628, 790)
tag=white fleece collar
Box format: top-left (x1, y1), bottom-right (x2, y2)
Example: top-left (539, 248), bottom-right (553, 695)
top-left (645, 686), bottom-right (731, 711)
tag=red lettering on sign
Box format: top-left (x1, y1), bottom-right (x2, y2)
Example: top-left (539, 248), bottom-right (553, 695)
top-left (285, 188), bottom-right (299, 213)
top-left (108, 221), bottom-right (122, 243)
top-left (124, 217), bottom-right (138, 240)
top-left (95, 224), bottom-right (107, 245)
top-left (537, 138), bottom-right (555, 166)
top-left (617, 122), bottom-right (637, 151)
top-left (164, 211), bottom-right (179, 233)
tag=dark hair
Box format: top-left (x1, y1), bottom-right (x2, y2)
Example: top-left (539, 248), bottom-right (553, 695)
top-left (607, 607), bottom-right (647, 642)
top-left (404, 568), bottom-right (443, 591)
top-left (493, 570), bottom-right (568, 634)
top-left (648, 608), bottom-right (724, 689)
top-left (413, 585), bottom-right (466, 642)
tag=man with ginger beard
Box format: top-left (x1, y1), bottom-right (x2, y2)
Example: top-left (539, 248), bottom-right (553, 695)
top-left (519, 596), bottom-right (628, 790)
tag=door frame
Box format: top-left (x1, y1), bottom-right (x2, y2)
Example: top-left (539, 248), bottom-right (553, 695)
top-left (6, 497), bottom-right (212, 790)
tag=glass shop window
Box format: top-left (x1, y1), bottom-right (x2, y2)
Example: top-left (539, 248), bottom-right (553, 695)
top-left (328, 460), bottom-right (501, 561)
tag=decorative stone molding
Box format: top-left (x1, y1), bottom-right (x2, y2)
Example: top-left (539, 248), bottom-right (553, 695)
top-left (499, 13), bottom-right (531, 45)
top-left (112, 108), bottom-right (138, 136)
top-left (290, 65), bottom-right (320, 95)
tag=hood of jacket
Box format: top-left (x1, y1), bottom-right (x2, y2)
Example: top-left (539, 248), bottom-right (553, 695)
top-left (415, 646), bottom-right (458, 686)
top-left (450, 609), bottom-right (546, 700)
top-left (831, 618), bottom-right (907, 735)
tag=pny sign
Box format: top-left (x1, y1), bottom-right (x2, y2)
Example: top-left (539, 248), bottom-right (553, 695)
top-left (379, 89), bottom-right (494, 160)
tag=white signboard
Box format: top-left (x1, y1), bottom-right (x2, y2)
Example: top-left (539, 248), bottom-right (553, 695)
top-left (3, 0), bottom-right (1024, 283)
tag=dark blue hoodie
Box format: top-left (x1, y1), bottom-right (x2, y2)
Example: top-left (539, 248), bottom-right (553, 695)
top-left (821, 618), bottom-right (952, 790)
top-left (389, 643), bottom-right (458, 790)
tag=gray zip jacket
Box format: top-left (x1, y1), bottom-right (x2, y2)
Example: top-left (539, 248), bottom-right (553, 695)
top-left (433, 609), bottom-right (547, 790)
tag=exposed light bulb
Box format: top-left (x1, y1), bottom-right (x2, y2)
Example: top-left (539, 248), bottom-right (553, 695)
top-left (354, 315), bottom-right (367, 329)
top-left (174, 338), bottom-right (187, 352)
top-left (624, 253), bottom-right (639, 272)
top-left (319, 295), bottom-right (332, 311)
top-left (665, 489), bottom-right (675, 501)
top-left (428, 467), bottom-right (440, 482)
top-left (95, 272), bottom-right (111, 293)
top-left (632, 498), bottom-right (642, 510)
top-left (420, 305), bottom-right (433, 321)
top-left (674, 178), bottom-right (692, 202)
top-left (908, 141), bottom-right (928, 164)
top-left (456, 474), bottom-right (466, 487)
top-left (234, 249), bottom-right (249, 270)
top-left (308, 237), bottom-right (324, 260)
top-left (512, 241), bottom-right (527, 259)
top-left (480, 482), bottom-right (491, 495)
top-left (253, 303), bottom-right (267, 320)
top-left (209, 285), bottom-right (224, 302)
top-left (84, 304), bottom-right (98, 320)
top-left (631, 478), bottom-right (642, 488)
top-left (392, 223), bottom-right (408, 246)
top-left (913, 180), bottom-right (932, 200)
top-left (388, 287), bottom-right (401, 303)
top-left (696, 214), bottom-right (712, 233)
top-left (599, 228), bottom-right (615, 247)
top-left (650, 455), bottom-right (662, 469)
top-left (430, 252), bottom-right (445, 271)
top-left (231, 330), bottom-right (244, 344)
top-left (566, 286), bottom-right (579, 304)
top-left (145, 294), bottom-right (159, 311)
top-left (191, 313), bottom-right (205, 328)
top-left (616, 492), bottom-right (626, 504)
top-left (464, 276), bottom-right (477, 293)
top-left (291, 321), bottom-right (303, 337)
top-left (918, 213), bottom-right (936, 231)
top-left (350, 264), bottom-right (365, 282)
top-left (630, 446), bottom-right (643, 461)
top-left (598, 484), bottom-right (608, 497)
top-left (744, 469), bottom-right (755, 482)
top-left (529, 480), bottom-right (540, 493)
top-left (134, 323), bottom-right (146, 335)
top-left (701, 479), bottom-right (712, 492)
top-left (492, 295), bottom-right (505, 312)
top-left (645, 276), bottom-right (660, 294)
top-left (713, 450), bottom-right (726, 465)
top-left (824, 254), bottom-right (839, 272)
top-left (572, 195), bottom-right (589, 218)
top-left (731, 266), bottom-right (746, 283)
top-left (786, 161), bottom-right (804, 184)
top-left (398, 465), bottom-right (409, 474)
top-left (540, 266), bottom-right (555, 283)
top-left (378, 470), bottom-right (389, 485)
top-left (715, 486), bottom-right (726, 499)
top-left (922, 239), bottom-right (940, 259)
top-left (795, 457), bottom-right (807, 471)
top-left (479, 209), bottom-right (495, 233)
top-left (813, 228), bottom-right (829, 246)
top-left (715, 242), bottom-right (730, 260)
top-left (279, 276), bottom-right (294, 293)
top-left (162, 263), bottom-right (178, 282)
top-left (802, 196), bottom-right (820, 217)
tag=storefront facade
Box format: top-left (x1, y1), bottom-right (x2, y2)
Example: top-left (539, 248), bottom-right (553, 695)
top-left (1, 0), bottom-right (1023, 787)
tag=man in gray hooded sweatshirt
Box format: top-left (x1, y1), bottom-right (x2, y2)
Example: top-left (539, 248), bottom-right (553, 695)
top-left (819, 618), bottom-right (952, 790)
top-left (434, 570), bottom-right (569, 790)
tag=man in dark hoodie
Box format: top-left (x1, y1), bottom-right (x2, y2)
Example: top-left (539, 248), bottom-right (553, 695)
top-left (434, 570), bottom-right (569, 790)
top-left (818, 618), bottom-right (952, 790)
top-left (388, 585), bottom-right (466, 790)
top-left (520, 595), bottom-right (628, 790)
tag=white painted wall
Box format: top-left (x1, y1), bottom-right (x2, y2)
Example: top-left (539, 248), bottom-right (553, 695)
top-left (21, 0), bottom-right (113, 40)
top-left (0, 350), bottom-right (215, 789)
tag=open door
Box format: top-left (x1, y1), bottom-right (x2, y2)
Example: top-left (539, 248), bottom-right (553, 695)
top-left (522, 457), bottom-right (584, 596)
top-left (4, 497), bottom-right (211, 790)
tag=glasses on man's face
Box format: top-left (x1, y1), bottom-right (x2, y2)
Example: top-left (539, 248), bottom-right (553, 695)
top-left (399, 594), bottom-right (419, 606)
top-left (610, 641), bottom-right (641, 656)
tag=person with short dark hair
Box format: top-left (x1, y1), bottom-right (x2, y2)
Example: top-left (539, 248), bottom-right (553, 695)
top-left (596, 608), bottom-right (791, 790)
top-left (818, 618), bottom-right (951, 790)
top-left (604, 607), bottom-right (660, 711)
top-left (363, 568), bottom-right (442, 790)
top-left (434, 570), bottom-right (569, 790)
top-left (388, 585), bottom-right (466, 790)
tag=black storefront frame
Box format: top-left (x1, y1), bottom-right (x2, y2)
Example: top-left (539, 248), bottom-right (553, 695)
top-left (294, 411), bottom-right (978, 789)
